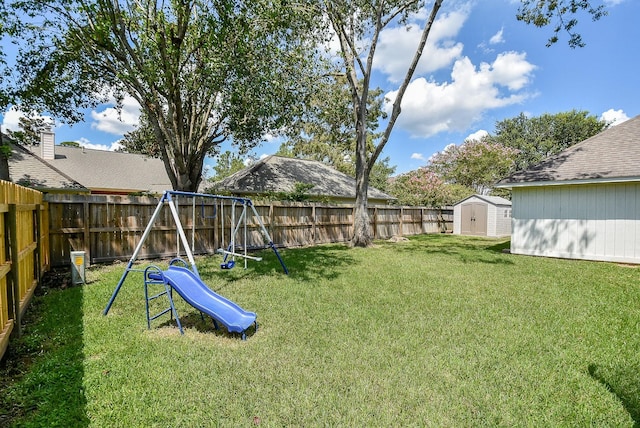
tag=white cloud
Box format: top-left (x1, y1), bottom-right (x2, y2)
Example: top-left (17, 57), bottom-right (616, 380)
top-left (79, 139), bottom-right (125, 151)
top-left (1, 107), bottom-right (54, 133)
top-left (600, 109), bottom-right (629, 126)
top-left (489, 28), bottom-right (505, 45)
top-left (1, 107), bottom-right (23, 132)
top-left (490, 51), bottom-right (536, 90)
top-left (384, 52), bottom-right (536, 138)
top-left (411, 153), bottom-right (426, 161)
top-left (374, 8), bottom-right (469, 83)
top-left (465, 129), bottom-right (489, 141)
top-left (90, 95), bottom-right (141, 135)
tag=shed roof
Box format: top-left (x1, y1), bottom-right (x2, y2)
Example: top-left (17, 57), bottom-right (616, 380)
top-left (455, 194), bottom-right (511, 207)
top-left (498, 114), bottom-right (640, 187)
top-left (215, 155), bottom-right (395, 202)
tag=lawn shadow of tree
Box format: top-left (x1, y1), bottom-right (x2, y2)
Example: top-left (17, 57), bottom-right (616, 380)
top-left (196, 244), bottom-right (357, 285)
top-left (588, 363), bottom-right (640, 427)
top-left (383, 235), bottom-right (514, 265)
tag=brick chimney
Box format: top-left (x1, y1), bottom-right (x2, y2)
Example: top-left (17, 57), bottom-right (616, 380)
top-left (40, 129), bottom-right (55, 160)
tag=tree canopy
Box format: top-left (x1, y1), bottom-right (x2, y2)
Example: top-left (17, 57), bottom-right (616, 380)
top-left (517, 0), bottom-right (607, 48)
top-left (487, 110), bottom-right (608, 172)
top-left (6, 0), bottom-right (323, 191)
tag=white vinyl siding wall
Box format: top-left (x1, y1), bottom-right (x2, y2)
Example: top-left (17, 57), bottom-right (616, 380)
top-left (511, 182), bottom-right (640, 264)
top-left (495, 207), bottom-right (512, 237)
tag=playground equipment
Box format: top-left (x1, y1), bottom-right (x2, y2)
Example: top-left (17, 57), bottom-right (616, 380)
top-left (102, 190), bottom-right (288, 327)
top-left (170, 192), bottom-right (286, 272)
top-left (145, 258), bottom-right (257, 339)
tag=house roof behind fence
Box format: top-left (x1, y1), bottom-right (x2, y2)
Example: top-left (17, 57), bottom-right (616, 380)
top-left (215, 155), bottom-right (395, 202)
top-left (498, 114), bottom-right (640, 187)
top-left (8, 142), bottom-right (88, 192)
top-left (46, 145), bottom-right (173, 194)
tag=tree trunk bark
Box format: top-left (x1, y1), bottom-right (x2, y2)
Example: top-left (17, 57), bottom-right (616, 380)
top-left (351, 112), bottom-right (372, 247)
top-left (352, 167), bottom-right (371, 247)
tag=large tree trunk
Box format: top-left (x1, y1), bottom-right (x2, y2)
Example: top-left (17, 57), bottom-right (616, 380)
top-left (352, 167), bottom-right (371, 247)
top-left (351, 112), bottom-right (372, 247)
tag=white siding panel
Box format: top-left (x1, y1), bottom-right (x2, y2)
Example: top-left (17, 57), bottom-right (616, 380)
top-left (495, 207), bottom-right (512, 236)
top-left (453, 204), bottom-right (461, 234)
top-left (623, 184), bottom-right (638, 259)
top-left (511, 183), bottom-right (640, 264)
top-left (487, 204), bottom-right (496, 236)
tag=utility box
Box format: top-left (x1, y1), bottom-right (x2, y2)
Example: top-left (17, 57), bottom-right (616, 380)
top-left (70, 251), bottom-right (86, 284)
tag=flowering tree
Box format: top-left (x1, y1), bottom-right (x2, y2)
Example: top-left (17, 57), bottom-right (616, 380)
top-left (429, 138), bottom-right (519, 195)
top-left (388, 168), bottom-right (471, 207)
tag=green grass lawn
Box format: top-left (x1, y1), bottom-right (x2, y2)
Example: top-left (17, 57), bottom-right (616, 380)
top-left (1, 234), bottom-right (639, 427)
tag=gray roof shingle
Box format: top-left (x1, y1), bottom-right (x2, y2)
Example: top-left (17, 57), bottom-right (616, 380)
top-left (8, 143), bottom-right (88, 192)
top-left (215, 155), bottom-right (395, 202)
top-left (498, 114), bottom-right (640, 187)
top-left (47, 145), bottom-right (172, 194)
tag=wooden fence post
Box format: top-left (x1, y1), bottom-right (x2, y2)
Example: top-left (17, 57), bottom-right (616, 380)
top-left (33, 204), bottom-right (42, 285)
top-left (7, 204), bottom-right (20, 337)
top-left (312, 203), bottom-right (317, 244)
top-left (83, 199), bottom-right (91, 262)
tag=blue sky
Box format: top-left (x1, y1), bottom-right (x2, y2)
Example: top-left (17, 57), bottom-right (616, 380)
top-left (2, 0), bottom-right (638, 176)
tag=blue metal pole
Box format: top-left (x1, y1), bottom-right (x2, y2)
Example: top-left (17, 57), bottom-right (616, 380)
top-left (103, 191), bottom-right (169, 315)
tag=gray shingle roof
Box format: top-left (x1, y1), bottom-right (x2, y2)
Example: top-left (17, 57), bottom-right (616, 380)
top-left (498, 114), bottom-right (640, 187)
top-left (455, 194), bottom-right (511, 206)
top-left (47, 145), bottom-right (172, 194)
top-left (215, 155), bottom-right (395, 202)
top-left (8, 143), bottom-right (88, 192)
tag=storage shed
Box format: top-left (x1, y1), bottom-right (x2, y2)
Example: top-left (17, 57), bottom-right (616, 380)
top-left (453, 195), bottom-right (512, 237)
top-left (496, 114), bottom-right (640, 264)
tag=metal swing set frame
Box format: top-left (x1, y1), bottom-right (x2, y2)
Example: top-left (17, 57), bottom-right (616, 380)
top-left (103, 190), bottom-right (287, 315)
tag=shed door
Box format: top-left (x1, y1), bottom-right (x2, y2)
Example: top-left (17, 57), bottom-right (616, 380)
top-left (460, 203), bottom-right (487, 236)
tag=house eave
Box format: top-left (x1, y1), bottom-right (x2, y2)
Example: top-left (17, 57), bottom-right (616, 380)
top-left (23, 186), bottom-right (90, 194)
top-left (88, 187), bottom-right (156, 195)
top-left (496, 176), bottom-right (640, 189)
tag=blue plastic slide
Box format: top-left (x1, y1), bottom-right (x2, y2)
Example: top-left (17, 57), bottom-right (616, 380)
top-left (154, 265), bottom-right (257, 338)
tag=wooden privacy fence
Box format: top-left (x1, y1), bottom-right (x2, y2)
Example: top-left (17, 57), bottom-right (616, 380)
top-left (45, 193), bottom-right (453, 267)
top-left (0, 180), bottom-right (48, 360)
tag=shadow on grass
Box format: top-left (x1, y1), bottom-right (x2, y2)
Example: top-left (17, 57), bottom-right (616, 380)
top-left (588, 363), bottom-right (640, 427)
top-left (155, 311), bottom-right (257, 340)
top-left (197, 243), bottom-right (357, 284)
top-left (0, 286), bottom-right (89, 427)
top-left (386, 235), bottom-right (514, 265)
